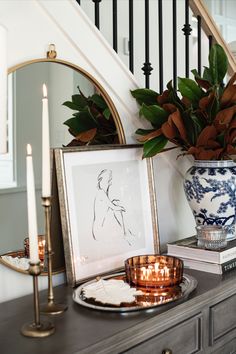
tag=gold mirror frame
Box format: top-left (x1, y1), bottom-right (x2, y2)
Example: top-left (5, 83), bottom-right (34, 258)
top-left (0, 57), bottom-right (126, 275)
top-left (8, 58), bottom-right (126, 145)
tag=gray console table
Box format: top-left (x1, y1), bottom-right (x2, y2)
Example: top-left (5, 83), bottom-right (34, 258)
top-left (1, 269), bottom-right (236, 354)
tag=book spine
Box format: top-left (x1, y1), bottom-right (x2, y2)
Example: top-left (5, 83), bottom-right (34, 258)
top-left (220, 248), bottom-right (236, 264)
top-left (222, 258), bottom-right (236, 274)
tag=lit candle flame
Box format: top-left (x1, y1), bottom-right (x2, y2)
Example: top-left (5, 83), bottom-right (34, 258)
top-left (26, 143), bottom-right (32, 156)
top-left (43, 83), bottom-right (47, 98)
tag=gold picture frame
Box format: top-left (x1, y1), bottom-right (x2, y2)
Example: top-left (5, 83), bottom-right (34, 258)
top-left (54, 145), bottom-right (160, 287)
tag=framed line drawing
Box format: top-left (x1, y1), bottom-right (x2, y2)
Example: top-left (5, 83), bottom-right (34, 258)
top-left (54, 145), bottom-right (160, 286)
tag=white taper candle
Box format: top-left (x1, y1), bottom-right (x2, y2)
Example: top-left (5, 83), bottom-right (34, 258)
top-left (42, 83), bottom-right (51, 197)
top-left (26, 144), bottom-right (39, 263)
top-left (0, 25), bottom-right (7, 154)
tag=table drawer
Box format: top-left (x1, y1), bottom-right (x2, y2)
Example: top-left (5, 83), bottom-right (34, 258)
top-left (209, 293), bottom-right (236, 346)
top-left (125, 314), bottom-right (202, 354)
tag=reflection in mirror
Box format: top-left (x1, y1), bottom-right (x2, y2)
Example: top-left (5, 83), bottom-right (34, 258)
top-left (0, 60), bottom-right (124, 274)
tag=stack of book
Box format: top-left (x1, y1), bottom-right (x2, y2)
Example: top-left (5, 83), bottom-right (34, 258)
top-left (167, 236), bottom-right (236, 274)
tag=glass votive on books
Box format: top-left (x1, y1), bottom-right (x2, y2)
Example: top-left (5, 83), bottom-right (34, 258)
top-left (196, 225), bottom-right (227, 250)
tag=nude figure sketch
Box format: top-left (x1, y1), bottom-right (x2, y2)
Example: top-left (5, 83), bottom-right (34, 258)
top-left (92, 169), bottom-right (136, 245)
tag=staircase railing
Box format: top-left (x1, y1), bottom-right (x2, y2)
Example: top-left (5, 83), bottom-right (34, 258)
top-left (77, 0), bottom-right (236, 89)
top-left (190, 0), bottom-right (236, 75)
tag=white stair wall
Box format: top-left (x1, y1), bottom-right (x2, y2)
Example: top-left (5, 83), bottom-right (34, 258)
top-left (0, 0), bottom-right (195, 303)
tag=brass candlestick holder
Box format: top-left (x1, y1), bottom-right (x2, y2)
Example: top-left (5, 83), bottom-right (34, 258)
top-left (21, 262), bottom-right (55, 337)
top-left (40, 197), bottom-right (68, 315)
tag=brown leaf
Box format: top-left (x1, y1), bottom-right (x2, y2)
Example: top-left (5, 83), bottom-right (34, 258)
top-left (171, 110), bottom-right (188, 142)
top-left (161, 120), bottom-right (176, 139)
top-left (195, 77), bottom-right (211, 90)
top-left (186, 146), bottom-right (200, 157)
top-left (162, 103), bottom-right (177, 113)
top-left (76, 128), bottom-right (97, 142)
top-left (220, 85), bottom-right (236, 107)
top-left (196, 126), bottom-right (217, 147)
top-left (189, 147), bottom-right (223, 160)
top-left (214, 105), bottom-right (236, 131)
top-left (227, 73), bottom-right (236, 87)
top-left (157, 90), bottom-right (169, 105)
top-left (137, 129), bottom-right (162, 142)
top-left (197, 148), bottom-right (223, 160)
top-left (181, 97), bottom-right (191, 109)
top-left (205, 139), bottom-right (221, 149)
top-left (226, 144), bottom-right (236, 155)
top-left (225, 122), bottom-right (236, 144)
top-left (199, 92), bottom-right (215, 111)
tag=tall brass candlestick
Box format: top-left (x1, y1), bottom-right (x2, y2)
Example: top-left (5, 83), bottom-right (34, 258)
top-left (40, 197), bottom-right (67, 315)
top-left (21, 262), bottom-right (55, 337)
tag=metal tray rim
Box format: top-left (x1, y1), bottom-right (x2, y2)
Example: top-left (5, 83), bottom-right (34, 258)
top-left (73, 272), bottom-right (198, 312)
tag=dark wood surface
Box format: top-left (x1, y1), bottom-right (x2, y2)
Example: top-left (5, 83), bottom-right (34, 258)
top-left (0, 269), bottom-right (235, 354)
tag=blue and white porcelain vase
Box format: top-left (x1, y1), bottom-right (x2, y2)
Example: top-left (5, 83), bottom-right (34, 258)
top-left (183, 160), bottom-right (236, 240)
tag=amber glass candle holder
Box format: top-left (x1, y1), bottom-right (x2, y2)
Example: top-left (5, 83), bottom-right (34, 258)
top-left (125, 255), bottom-right (183, 290)
top-left (24, 235), bottom-right (46, 262)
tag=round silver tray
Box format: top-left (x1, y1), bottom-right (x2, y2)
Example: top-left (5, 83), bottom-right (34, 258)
top-left (73, 272), bottom-right (197, 312)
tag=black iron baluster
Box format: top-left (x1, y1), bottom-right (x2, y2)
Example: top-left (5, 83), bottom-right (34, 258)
top-left (197, 15), bottom-right (202, 76)
top-left (158, 0), bottom-right (163, 93)
top-left (142, 0), bottom-right (153, 88)
top-left (92, 0), bottom-right (101, 29)
top-left (76, 0), bottom-right (80, 4)
top-left (173, 0), bottom-right (177, 89)
top-left (182, 0), bottom-right (192, 78)
top-left (129, 0), bottom-right (134, 73)
top-left (113, 0), bottom-right (118, 52)
top-left (209, 35), bottom-right (213, 51)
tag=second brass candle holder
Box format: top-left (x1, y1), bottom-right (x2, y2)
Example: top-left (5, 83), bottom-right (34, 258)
top-left (21, 262), bottom-right (55, 337)
top-left (40, 197), bottom-right (68, 315)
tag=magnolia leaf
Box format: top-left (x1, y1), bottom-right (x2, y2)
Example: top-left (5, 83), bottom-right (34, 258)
top-left (216, 133), bottom-right (225, 146)
top-left (227, 73), bottom-right (236, 87)
top-left (189, 113), bottom-right (205, 145)
top-left (64, 110), bottom-right (98, 135)
top-left (209, 44), bottom-right (228, 85)
top-left (215, 105), bottom-right (236, 127)
top-left (91, 94), bottom-right (107, 110)
top-left (139, 103), bottom-right (168, 127)
top-left (199, 93), bottom-right (214, 110)
top-left (208, 94), bottom-right (220, 121)
top-left (178, 77), bottom-right (203, 102)
top-left (203, 67), bottom-right (213, 83)
top-left (71, 94), bottom-right (88, 109)
top-left (137, 129), bottom-right (162, 142)
top-left (102, 107), bottom-right (111, 120)
top-left (157, 90), bottom-right (170, 105)
top-left (220, 85), bottom-right (236, 107)
top-left (196, 125), bottom-right (217, 147)
top-left (135, 128), bottom-right (155, 135)
top-left (226, 144), bottom-right (236, 154)
top-left (62, 101), bottom-right (82, 110)
top-left (170, 110), bottom-right (188, 142)
top-left (131, 88), bottom-right (158, 106)
top-left (161, 120), bottom-right (176, 139)
top-left (191, 69), bottom-right (211, 90)
top-left (143, 136), bottom-right (168, 158)
top-left (76, 128), bottom-right (97, 142)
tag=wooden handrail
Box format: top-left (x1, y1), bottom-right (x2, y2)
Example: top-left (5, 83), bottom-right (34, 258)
top-left (189, 0), bottom-right (236, 75)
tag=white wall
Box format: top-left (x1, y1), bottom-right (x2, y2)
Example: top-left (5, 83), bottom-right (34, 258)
top-left (0, 0), bottom-right (199, 303)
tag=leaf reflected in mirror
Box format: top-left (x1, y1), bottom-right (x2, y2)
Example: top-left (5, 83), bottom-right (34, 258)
top-left (63, 86), bottom-right (118, 146)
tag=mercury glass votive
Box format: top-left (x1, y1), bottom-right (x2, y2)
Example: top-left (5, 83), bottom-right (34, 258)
top-left (125, 255), bottom-right (183, 290)
top-left (24, 235), bottom-right (46, 262)
top-left (196, 225), bottom-right (227, 250)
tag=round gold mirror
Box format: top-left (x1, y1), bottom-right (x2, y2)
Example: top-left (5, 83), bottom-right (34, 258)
top-left (0, 58), bottom-right (125, 275)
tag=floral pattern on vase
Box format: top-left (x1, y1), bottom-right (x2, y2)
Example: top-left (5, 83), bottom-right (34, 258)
top-left (183, 160), bottom-right (236, 240)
